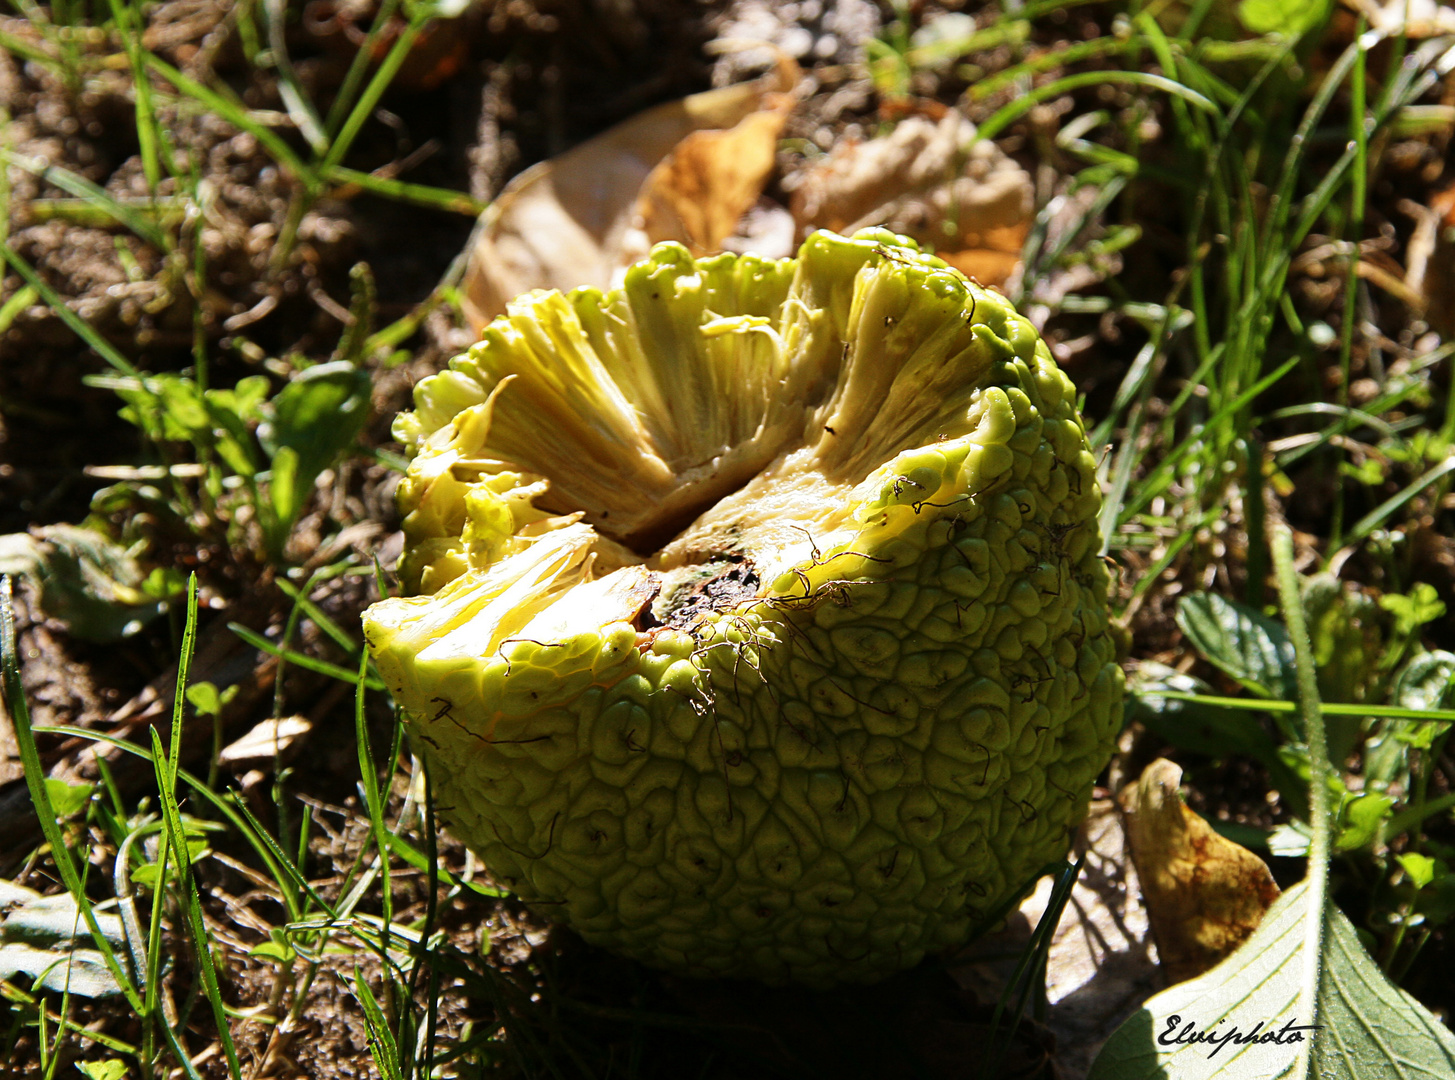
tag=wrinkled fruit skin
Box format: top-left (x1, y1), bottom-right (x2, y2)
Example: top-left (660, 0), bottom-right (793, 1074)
top-left (365, 230), bottom-right (1123, 986)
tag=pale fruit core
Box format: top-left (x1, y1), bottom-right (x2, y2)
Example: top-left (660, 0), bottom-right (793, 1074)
top-left (393, 239), bottom-right (996, 649)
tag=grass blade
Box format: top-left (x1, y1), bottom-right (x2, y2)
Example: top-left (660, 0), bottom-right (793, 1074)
top-left (355, 968), bottom-right (405, 1080)
top-left (227, 621), bottom-right (388, 690)
top-left (148, 575), bottom-right (243, 1079)
top-left (0, 150), bottom-right (169, 248)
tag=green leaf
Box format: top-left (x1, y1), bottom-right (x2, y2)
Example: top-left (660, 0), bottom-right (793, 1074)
top-left (256, 361), bottom-right (371, 557)
top-left (1394, 651), bottom-right (1455, 712)
top-left (1399, 853), bottom-right (1437, 891)
top-left (77, 1060), bottom-right (129, 1080)
top-left (183, 680), bottom-right (238, 719)
top-left (45, 778), bottom-right (94, 820)
top-left (184, 681), bottom-right (221, 717)
top-left (1087, 880), bottom-right (1455, 1079)
top-left (1380, 584), bottom-right (1447, 640)
top-left (258, 361), bottom-right (371, 484)
top-left (1236, 0), bottom-right (1331, 36)
top-left (262, 445), bottom-right (302, 555)
top-left (1391, 651), bottom-right (1455, 750)
top-left (130, 833), bottom-right (208, 888)
top-left (1177, 592), bottom-right (1297, 703)
top-left (248, 930), bottom-right (297, 964)
top-left (1334, 791), bottom-right (1393, 853)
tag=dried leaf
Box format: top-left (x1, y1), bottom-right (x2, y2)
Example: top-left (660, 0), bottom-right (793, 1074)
top-left (1119, 759), bottom-right (1281, 986)
top-left (461, 69), bottom-right (797, 330)
top-left (790, 112), bottom-right (1032, 287)
top-left (0, 944), bottom-right (123, 998)
top-left (217, 715), bottom-right (313, 766)
top-left (630, 102), bottom-right (792, 258)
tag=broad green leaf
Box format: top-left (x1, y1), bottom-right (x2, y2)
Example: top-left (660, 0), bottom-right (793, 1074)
top-left (1303, 573), bottom-right (1382, 705)
top-left (130, 836), bottom-right (209, 889)
top-left (1399, 853), bottom-right (1437, 891)
top-left (1236, 0), bottom-right (1331, 36)
top-left (184, 680), bottom-right (221, 716)
top-left (261, 445), bottom-right (302, 559)
top-left (1390, 652), bottom-right (1455, 710)
top-left (1392, 651), bottom-right (1455, 748)
top-left (1395, 651), bottom-right (1455, 710)
top-left (1087, 880), bottom-right (1455, 1079)
top-left (1380, 584), bottom-right (1447, 640)
top-left (258, 360), bottom-right (371, 486)
top-left (248, 931), bottom-right (296, 964)
top-left (77, 1061), bottom-right (129, 1080)
top-left (45, 778), bottom-right (94, 820)
top-left (257, 361), bottom-right (371, 556)
top-left (1333, 791), bottom-right (1393, 853)
top-left (1176, 593), bottom-right (1297, 703)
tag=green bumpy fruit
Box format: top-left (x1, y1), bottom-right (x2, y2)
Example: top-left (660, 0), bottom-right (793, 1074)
top-left (363, 229), bottom-right (1123, 986)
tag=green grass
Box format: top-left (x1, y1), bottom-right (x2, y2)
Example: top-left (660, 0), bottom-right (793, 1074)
top-left (4, 0), bottom-right (1455, 1076)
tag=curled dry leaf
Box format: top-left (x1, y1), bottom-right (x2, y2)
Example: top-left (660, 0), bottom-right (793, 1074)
top-left (790, 112), bottom-right (1033, 288)
top-left (628, 107), bottom-right (790, 259)
top-left (1118, 758), bottom-right (1281, 987)
top-left (461, 65), bottom-right (797, 330)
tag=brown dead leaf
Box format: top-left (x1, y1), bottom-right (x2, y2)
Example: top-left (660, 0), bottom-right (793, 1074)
top-left (1118, 758), bottom-right (1280, 986)
top-left (790, 111), bottom-right (1033, 288)
top-left (461, 66), bottom-right (797, 331)
top-left (631, 104), bottom-right (791, 258)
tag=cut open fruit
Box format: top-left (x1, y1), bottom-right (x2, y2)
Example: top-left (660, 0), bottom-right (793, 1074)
top-left (364, 229), bottom-right (1123, 986)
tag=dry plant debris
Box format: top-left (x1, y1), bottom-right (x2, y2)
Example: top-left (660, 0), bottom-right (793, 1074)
top-left (460, 67), bottom-right (797, 329)
top-left (1119, 758), bottom-right (1282, 985)
top-left (789, 112), bottom-right (1033, 288)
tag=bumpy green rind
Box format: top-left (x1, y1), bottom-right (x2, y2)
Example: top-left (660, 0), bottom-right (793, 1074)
top-left (364, 230), bottom-right (1123, 986)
